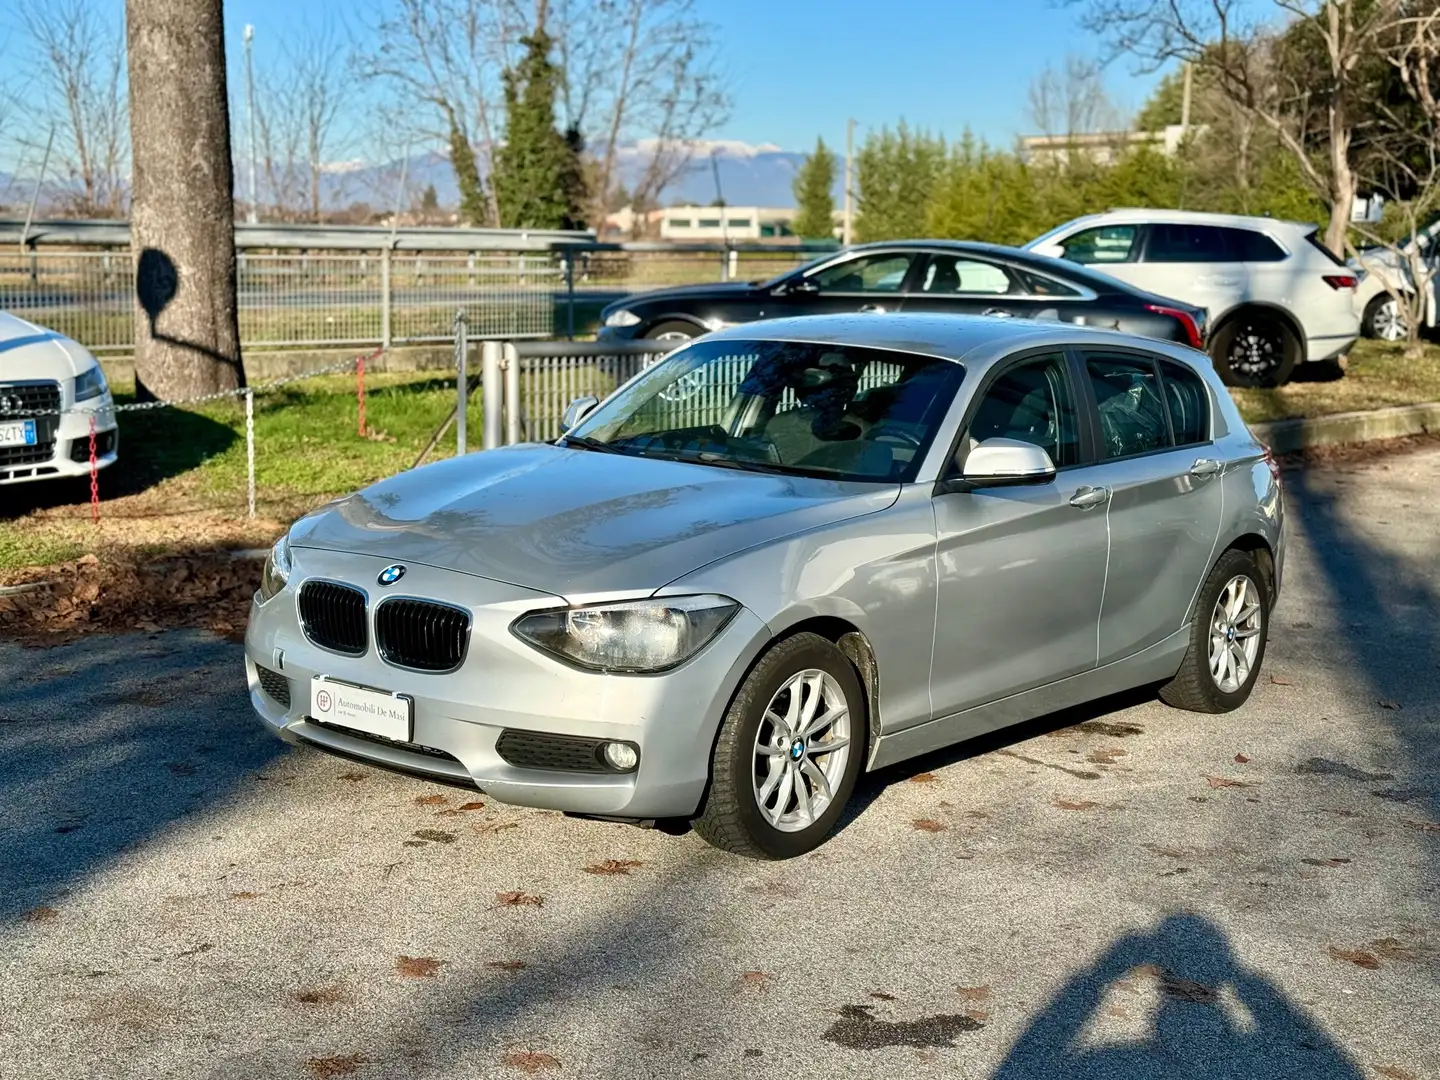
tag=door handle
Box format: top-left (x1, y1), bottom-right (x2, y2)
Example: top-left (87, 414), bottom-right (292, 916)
top-left (1190, 458), bottom-right (1222, 478)
top-left (858, 303), bottom-right (885, 313)
top-left (982, 307), bottom-right (1013, 318)
top-left (1069, 486), bottom-right (1110, 510)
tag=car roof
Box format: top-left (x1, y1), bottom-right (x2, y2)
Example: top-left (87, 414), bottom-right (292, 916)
top-left (1040, 208), bottom-right (1317, 234)
top-left (701, 312), bottom-right (1208, 371)
top-left (816, 239), bottom-right (1136, 294)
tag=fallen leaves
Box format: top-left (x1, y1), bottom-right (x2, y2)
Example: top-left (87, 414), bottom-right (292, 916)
top-left (295, 985), bottom-right (348, 1005)
top-left (1378, 699), bottom-right (1402, 710)
top-left (1268, 674), bottom-right (1294, 686)
top-left (868, 991), bottom-right (897, 1001)
top-left (1326, 946), bottom-right (1380, 970)
top-left (21, 905), bottom-right (58, 923)
top-left (1086, 747), bottom-right (1129, 766)
top-left (1206, 776), bottom-right (1256, 789)
top-left (909, 773), bottom-right (939, 784)
top-left (911, 818), bottom-right (948, 832)
top-left (1234, 754), bottom-right (1251, 764)
top-left (496, 891), bottom-right (543, 907)
top-left (411, 829), bottom-right (456, 844)
top-left (338, 772), bottom-right (367, 782)
top-left (738, 970), bottom-right (770, 989)
top-left (1301, 857), bottom-right (1351, 868)
top-left (306, 1054), bottom-right (370, 1078)
top-left (395, 956), bottom-right (446, 978)
top-left (229, 891), bottom-right (261, 901)
top-left (1052, 798), bottom-right (1099, 811)
top-left (1376, 1066), bottom-right (1419, 1080)
top-left (436, 800), bottom-right (486, 816)
top-left (414, 794), bottom-right (448, 806)
top-left (1157, 973), bottom-right (1218, 1004)
top-left (501, 1051), bottom-right (561, 1074)
top-left (1402, 819), bottom-right (1440, 833)
top-left (582, 859), bottom-right (643, 876)
top-left (956, 985), bottom-right (991, 1001)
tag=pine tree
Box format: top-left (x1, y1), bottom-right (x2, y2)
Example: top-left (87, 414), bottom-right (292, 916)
top-left (446, 107), bottom-right (489, 227)
top-left (492, 28), bottom-right (574, 229)
top-left (792, 137), bottom-right (836, 239)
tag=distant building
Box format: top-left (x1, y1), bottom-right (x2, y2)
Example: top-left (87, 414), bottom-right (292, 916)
top-left (658, 206), bottom-right (799, 241)
top-left (1019, 124), bottom-right (1201, 167)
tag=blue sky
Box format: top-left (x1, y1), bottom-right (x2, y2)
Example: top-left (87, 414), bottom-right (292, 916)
top-left (214, 0), bottom-right (1167, 152)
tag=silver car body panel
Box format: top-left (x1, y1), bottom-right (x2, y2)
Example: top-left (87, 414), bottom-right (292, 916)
top-left (245, 314), bottom-right (1284, 819)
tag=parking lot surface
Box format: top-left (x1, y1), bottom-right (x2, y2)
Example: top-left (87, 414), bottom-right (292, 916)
top-left (2, 447), bottom-right (1437, 1080)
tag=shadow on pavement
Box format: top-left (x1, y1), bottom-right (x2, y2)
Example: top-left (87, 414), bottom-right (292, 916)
top-left (0, 630), bottom-right (285, 921)
top-left (992, 913), bottom-right (1364, 1079)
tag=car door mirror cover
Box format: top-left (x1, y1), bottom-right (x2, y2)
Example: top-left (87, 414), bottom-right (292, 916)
top-left (951, 437), bottom-right (1057, 489)
top-left (562, 395), bottom-right (601, 431)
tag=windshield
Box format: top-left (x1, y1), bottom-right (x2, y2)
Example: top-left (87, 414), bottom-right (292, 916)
top-left (567, 338), bottom-right (966, 483)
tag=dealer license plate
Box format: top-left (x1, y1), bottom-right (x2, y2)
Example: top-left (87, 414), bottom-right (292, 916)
top-left (0, 420), bottom-right (37, 448)
top-left (310, 676), bottom-right (412, 742)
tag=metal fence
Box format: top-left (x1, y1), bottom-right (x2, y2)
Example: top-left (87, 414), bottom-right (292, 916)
top-left (0, 224), bottom-right (831, 357)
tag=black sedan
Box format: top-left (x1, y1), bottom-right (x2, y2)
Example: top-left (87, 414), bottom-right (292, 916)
top-left (597, 240), bottom-right (1208, 351)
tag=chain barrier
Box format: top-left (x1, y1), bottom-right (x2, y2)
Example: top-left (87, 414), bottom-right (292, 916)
top-left (88, 414), bottom-right (99, 525)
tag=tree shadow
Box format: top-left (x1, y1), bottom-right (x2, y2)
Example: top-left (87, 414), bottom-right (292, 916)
top-left (134, 248), bottom-right (245, 400)
top-left (991, 913), bottom-right (1365, 1079)
top-left (0, 630), bottom-right (286, 922)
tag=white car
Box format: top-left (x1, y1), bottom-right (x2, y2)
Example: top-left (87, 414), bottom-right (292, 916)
top-left (0, 311), bottom-right (118, 486)
top-left (1350, 216), bottom-right (1439, 341)
top-left (1025, 209), bottom-right (1362, 386)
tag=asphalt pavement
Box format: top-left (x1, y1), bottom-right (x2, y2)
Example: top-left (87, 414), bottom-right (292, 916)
top-left (1, 446), bottom-right (1437, 1080)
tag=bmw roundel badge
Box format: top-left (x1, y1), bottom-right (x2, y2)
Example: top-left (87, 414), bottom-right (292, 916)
top-left (378, 564), bottom-right (406, 586)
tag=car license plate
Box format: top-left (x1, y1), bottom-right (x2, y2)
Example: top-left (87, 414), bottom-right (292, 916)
top-left (0, 420), bottom-right (36, 448)
top-left (310, 676), bottom-right (412, 742)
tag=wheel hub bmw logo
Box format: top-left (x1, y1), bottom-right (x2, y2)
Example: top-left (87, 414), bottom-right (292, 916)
top-left (378, 564), bottom-right (406, 586)
top-left (790, 739), bottom-right (805, 761)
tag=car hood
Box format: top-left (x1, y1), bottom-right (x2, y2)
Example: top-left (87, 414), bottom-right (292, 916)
top-left (611, 281), bottom-right (761, 310)
top-left (291, 444), bottom-right (900, 600)
top-left (0, 310), bottom-right (94, 379)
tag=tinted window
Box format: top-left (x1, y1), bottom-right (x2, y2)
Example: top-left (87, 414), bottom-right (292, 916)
top-left (809, 252), bottom-right (916, 293)
top-left (1230, 229), bottom-right (1286, 262)
top-left (960, 354), bottom-right (1079, 470)
top-left (1085, 355), bottom-right (1170, 459)
top-left (1160, 360), bottom-right (1209, 445)
top-left (698, 217), bottom-right (722, 228)
top-left (1016, 268), bottom-right (1081, 297)
top-left (728, 218), bottom-right (752, 228)
top-left (669, 218), bottom-right (692, 228)
top-left (574, 339), bottom-right (964, 482)
top-left (1059, 224), bottom-right (1138, 264)
top-left (920, 255), bottom-right (1014, 295)
top-left (1146, 224), bottom-right (1234, 263)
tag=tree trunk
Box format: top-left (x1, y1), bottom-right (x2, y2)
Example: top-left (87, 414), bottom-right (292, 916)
top-left (126, 0), bottom-right (243, 401)
top-left (1324, 97), bottom-right (1355, 258)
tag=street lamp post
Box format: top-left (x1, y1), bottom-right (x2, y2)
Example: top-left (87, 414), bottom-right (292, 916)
top-left (244, 24), bottom-right (258, 224)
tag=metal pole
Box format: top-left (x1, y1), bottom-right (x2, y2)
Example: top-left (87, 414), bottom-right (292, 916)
top-left (20, 127), bottom-right (54, 256)
top-left (564, 250), bottom-right (576, 340)
top-left (380, 247), bottom-right (392, 349)
top-left (245, 388), bottom-right (256, 519)
top-left (843, 118), bottom-right (855, 246)
top-left (503, 343), bottom-right (521, 446)
top-left (454, 310), bottom-right (468, 455)
top-left (482, 341), bottom-right (502, 450)
top-left (244, 26), bottom-right (258, 225)
top-left (1180, 62), bottom-right (1193, 135)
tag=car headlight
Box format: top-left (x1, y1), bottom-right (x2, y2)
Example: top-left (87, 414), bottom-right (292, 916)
top-left (512, 595), bottom-right (739, 673)
top-left (603, 308), bottom-right (641, 328)
top-left (74, 364), bottom-right (109, 402)
top-left (258, 534), bottom-right (292, 603)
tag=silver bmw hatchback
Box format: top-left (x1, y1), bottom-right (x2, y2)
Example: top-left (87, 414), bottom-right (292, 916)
top-left (245, 314), bottom-right (1284, 859)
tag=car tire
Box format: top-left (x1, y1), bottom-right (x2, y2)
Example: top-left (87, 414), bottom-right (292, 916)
top-left (1209, 312), bottom-right (1299, 388)
top-left (1362, 294), bottom-right (1408, 342)
top-left (691, 632), bottom-right (866, 859)
top-left (644, 321), bottom-right (700, 342)
top-left (1159, 548), bottom-right (1271, 714)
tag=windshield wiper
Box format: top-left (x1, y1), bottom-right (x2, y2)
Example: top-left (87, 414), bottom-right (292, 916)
top-left (558, 433), bottom-right (627, 455)
top-left (662, 450), bottom-right (797, 475)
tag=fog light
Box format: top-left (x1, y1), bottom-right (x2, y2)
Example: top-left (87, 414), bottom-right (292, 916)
top-left (601, 741), bottom-right (639, 772)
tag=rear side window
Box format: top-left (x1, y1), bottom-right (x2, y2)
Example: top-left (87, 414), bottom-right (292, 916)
top-left (1058, 224), bottom-right (1139, 264)
top-left (1229, 229), bottom-right (1286, 262)
top-left (1084, 354), bottom-right (1170, 459)
top-left (1159, 360), bottom-right (1209, 445)
top-left (1016, 268), bottom-right (1082, 297)
top-left (1145, 224), bottom-right (1235, 263)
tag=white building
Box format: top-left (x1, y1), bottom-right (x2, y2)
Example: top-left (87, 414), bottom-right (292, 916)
top-left (1019, 124), bottom-right (1202, 167)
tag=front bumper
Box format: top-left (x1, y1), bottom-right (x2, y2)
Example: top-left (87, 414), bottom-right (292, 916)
top-left (0, 400), bottom-right (118, 485)
top-left (243, 550), bottom-right (768, 819)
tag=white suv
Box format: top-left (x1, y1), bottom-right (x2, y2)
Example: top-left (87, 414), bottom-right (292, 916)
top-left (1025, 209), bottom-right (1361, 386)
top-left (0, 311), bottom-right (118, 486)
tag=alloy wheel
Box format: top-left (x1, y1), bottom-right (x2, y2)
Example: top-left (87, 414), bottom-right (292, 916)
top-left (752, 669), bottom-right (852, 833)
top-left (1372, 298), bottom-right (1408, 342)
top-left (1227, 322), bottom-right (1285, 381)
top-left (1208, 575), bottom-right (1263, 694)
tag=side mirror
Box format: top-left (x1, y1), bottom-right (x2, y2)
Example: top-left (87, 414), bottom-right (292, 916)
top-left (562, 395), bottom-right (600, 431)
top-left (957, 438), bottom-right (1056, 487)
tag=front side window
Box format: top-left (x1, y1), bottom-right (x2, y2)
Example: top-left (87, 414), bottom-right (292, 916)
top-left (1160, 360), bottom-right (1210, 445)
top-left (1059, 224), bottom-right (1139, 264)
top-left (570, 339), bottom-right (965, 482)
top-left (1085, 354), bottom-right (1170, 459)
top-left (919, 255), bottom-right (1014, 295)
top-left (957, 354), bottom-right (1079, 472)
top-left (808, 252), bottom-right (916, 293)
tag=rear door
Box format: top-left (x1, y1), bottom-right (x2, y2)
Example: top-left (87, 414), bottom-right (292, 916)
top-left (1138, 224), bottom-right (1249, 319)
top-left (1075, 347), bottom-right (1226, 664)
top-left (904, 251), bottom-right (1081, 323)
top-left (774, 250), bottom-right (923, 317)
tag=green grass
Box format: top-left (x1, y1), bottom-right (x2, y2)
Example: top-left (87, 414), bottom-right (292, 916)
top-left (1232, 338), bottom-right (1440, 424)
